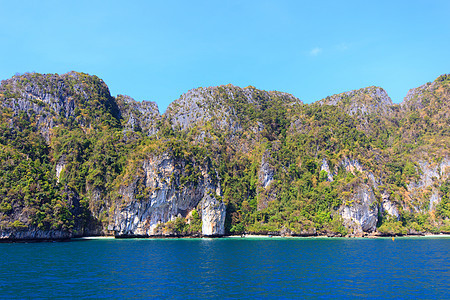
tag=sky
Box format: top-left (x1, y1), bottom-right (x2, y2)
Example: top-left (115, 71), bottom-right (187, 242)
top-left (0, 0), bottom-right (449, 112)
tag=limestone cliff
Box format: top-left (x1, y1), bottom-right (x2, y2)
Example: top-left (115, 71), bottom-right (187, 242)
top-left (319, 86), bottom-right (394, 117)
top-left (166, 85), bottom-right (301, 132)
top-left (257, 150), bottom-right (277, 210)
top-left (201, 194), bottom-right (226, 236)
top-left (407, 157), bottom-right (450, 212)
top-left (0, 71), bottom-right (449, 240)
top-left (0, 72), bottom-right (120, 138)
top-left (339, 184), bottom-right (378, 234)
top-left (0, 227), bottom-right (71, 241)
top-left (111, 152), bottom-right (225, 236)
top-left (116, 94), bottom-right (160, 136)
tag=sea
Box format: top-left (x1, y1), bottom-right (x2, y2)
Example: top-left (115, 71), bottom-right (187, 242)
top-left (0, 236), bottom-right (449, 299)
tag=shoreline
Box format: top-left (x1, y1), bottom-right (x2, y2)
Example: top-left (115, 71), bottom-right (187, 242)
top-left (73, 232), bottom-right (450, 241)
top-left (2, 233), bottom-right (450, 243)
top-left (223, 233), bottom-right (450, 239)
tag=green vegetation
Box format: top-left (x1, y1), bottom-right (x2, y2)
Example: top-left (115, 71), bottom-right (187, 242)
top-left (0, 72), bottom-right (448, 238)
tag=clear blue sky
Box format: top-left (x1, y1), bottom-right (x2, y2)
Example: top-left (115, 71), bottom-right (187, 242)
top-left (1, 0), bottom-right (449, 112)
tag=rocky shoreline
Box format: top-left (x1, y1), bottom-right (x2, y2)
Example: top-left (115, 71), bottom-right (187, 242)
top-left (2, 232), bottom-right (450, 243)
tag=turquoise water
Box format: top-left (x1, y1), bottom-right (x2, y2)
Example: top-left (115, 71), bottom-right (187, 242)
top-left (0, 237), bottom-right (449, 299)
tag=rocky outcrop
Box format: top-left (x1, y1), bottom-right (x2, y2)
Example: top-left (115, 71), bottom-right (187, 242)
top-left (340, 184), bottom-right (378, 235)
top-left (322, 156), bottom-right (400, 230)
top-left (0, 228), bottom-right (71, 241)
top-left (116, 94), bottom-right (160, 135)
top-left (320, 158), bottom-right (334, 182)
top-left (321, 157), bottom-right (366, 180)
top-left (321, 157), bottom-right (380, 233)
top-left (201, 194), bottom-right (226, 236)
top-left (340, 157), bottom-right (364, 174)
top-left (166, 85), bottom-right (301, 132)
top-left (381, 192), bottom-right (399, 219)
top-left (257, 151), bottom-right (278, 210)
top-left (259, 151), bottom-right (275, 189)
top-left (319, 86), bottom-right (394, 116)
top-left (55, 155), bottom-right (66, 183)
top-left (402, 82), bottom-right (433, 110)
top-left (112, 153), bottom-right (225, 236)
top-left (407, 157), bottom-right (450, 212)
top-left (400, 75), bottom-right (450, 112)
top-left (0, 72), bottom-right (120, 138)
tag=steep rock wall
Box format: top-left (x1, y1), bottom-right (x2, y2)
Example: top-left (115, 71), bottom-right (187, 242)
top-left (322, 156), bottom-right (397, 233)
top-left (0, 228), bottom-right (71, 241)
top-left (407, 157), bottom-right (450, 212)
top-left (116, 94), bottom-right (160, 136)
top-left (257, 150), bottom-right (277, 211)
top-left (319, 86), bottom-right (394, 116)
top-left (340, 184), bottom-right (378, 235)
top-left (111, 153), bottom-right (226, 236)
top-left (166, 85), bottom-right (300, 132)
top-left (201, 194), bottom-right (226, 236)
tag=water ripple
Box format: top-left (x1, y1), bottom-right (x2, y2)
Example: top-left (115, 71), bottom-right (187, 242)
top-left (0, 238), bottom-right (448, 299)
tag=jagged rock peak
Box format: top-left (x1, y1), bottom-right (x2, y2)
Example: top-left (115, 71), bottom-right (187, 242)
top-left (0, 71), bottom-right (121, 138)
top-left (1, 71), bottom-right (110, 100)
top-left (401, 74), bottom-right (450, 111)
top-left (165, 84), bottom-right (301, 130)
top-left (318, 86), bottom-right (393, 116)
top-left (171, 84), bottom-right (301, 105)
top-left (117, 94), bottom-right (159, 114)
top-left (116, 94), bottom-right (160, 135)
top-left (0, 71), bottom-right (118, 117)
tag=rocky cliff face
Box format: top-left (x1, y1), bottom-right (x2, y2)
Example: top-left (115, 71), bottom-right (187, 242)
top-left (0, 71), bottom-right (449, 240)
top-left (319, 153), bottom-right (449, 235)
top-left (166, 85), bottom-right (301, 132)
top-left (407, 157), bottom-right (450, 212)
top-left (0, 72), bottom-right (120, 136)
top-left (111, 152), bottom-right (225, 236)
top-left (257, 150), bottom-right (277, 210)
top-left (116, 95), bottom-right (160, 135)
top-left (340, 184), bottom-right (378, 234)
top-left (201, 194), bottom-right (226, 236)
top-left (317, 86), bottom-right (397, 137)
top-left (401, 75), bottom-right (450, 114)
top-left (0, 227), bottom-right (71, 241)
top-left (319, 86), bottom-right (394, 116)
top-left (320, 156), bottom-right (400, 234)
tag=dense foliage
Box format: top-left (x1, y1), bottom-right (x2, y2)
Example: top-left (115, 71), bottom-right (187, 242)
top-left (0, 72), bottom-right (448, 237)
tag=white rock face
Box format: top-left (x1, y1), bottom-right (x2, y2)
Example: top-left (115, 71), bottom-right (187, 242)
top-left (340, 157), bottom-right (364, 173)
top-left (112, 153), bottom-right (226, 236)
top-left (256, 151), bottom-right (279, 211)
top-left (166, 85), bottom-right (300, 133)
top-left (340, 184), bottom-right (378, 234)
top-left (55, 161), bottom-right (65, 184)
top-left (319, 86), bottom-right (393, 116)
top-left (320, 158), bottom-right (334, 181)
top-left (407, 157), bottom-right (449, 212)
top-left (336, 157), bottom-right (400, 223)
top-left (201, 194), bottom-right (226, 236)
top-left (117, 95), bottom-right (160, 136)
top-left (381, 192), bottom-right (399, 219)
top-left (429, 191), bottom-right (440, 211)
top-left (0, 228), bottom-right (71, 240)
top-left (334, 155), bottom-right (449, 233)
top-left (440, 158), bottom-right (450, 181)
top-left (259, 151), bottom-right (275, 189)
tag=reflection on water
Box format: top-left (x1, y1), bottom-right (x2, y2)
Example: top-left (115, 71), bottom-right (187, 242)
top-left (0, 237), bottom-right (449, 298)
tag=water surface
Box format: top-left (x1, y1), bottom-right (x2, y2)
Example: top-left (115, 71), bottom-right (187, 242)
top-left (0, 237), bottom-right (449, 299)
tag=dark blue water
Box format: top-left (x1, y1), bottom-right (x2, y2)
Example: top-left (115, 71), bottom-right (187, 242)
top-left (0, 237), bottom-right (449, 299)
